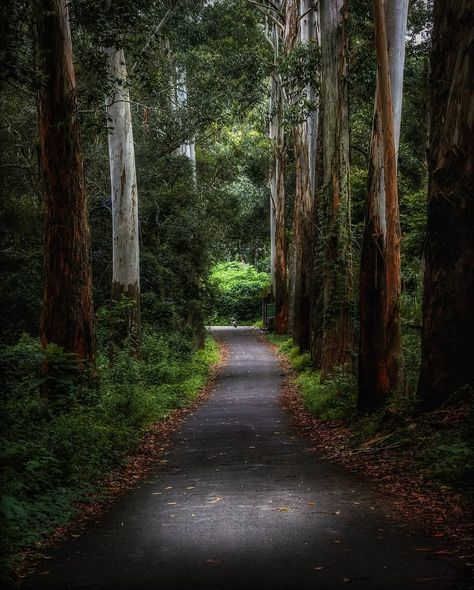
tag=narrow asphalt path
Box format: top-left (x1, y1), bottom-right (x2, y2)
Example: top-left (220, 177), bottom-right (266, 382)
top-left (24, 328), bottom-right (463, 590)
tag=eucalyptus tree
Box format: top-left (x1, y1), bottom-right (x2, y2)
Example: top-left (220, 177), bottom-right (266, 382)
top-left (105, 46), bottom-right (141, 343)
top-left (358, 0), bottom-right (409, 411)
top-left (104, 3), bottom-right (176, 345)
top-left (314, 0), bottom-right (353, 377)
top-left (284, 0), bottom-right (318, 350)
top-left (34, 0), bottom-right (95, 363)
top-left (418, 0), bottom-right (474, 409)
top-left (267, 1), bottom-right (289, 334)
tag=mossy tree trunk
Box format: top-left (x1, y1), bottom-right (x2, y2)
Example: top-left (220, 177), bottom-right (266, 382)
top-left (315, 0), bottom-right (353, 378)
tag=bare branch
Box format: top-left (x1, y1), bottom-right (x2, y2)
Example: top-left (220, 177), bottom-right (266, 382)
top-left (130, 4), bottom-right (178, 75)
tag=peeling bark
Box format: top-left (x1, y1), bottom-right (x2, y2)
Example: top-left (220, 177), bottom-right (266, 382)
top-left (358, 0), bottom-right (408, 412)
top-left (418, 0), bottom-right (474, 408)
top-left (34, 0), bottom-right (95, 363)
top-left (105, 47), bottom-right (141, 345)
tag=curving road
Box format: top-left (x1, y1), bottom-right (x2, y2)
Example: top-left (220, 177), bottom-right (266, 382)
top-left (24, 328), bottom-right (463, 589)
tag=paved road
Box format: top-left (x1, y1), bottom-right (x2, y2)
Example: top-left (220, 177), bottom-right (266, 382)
top-left (24, 328), bottom-right (464, 589)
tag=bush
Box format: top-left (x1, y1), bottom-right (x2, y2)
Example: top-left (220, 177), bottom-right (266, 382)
top-left (208, 261), bottom-right (270, 323)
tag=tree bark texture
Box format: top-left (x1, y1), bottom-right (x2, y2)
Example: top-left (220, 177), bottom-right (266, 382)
top-left (288, 0), bottom-right (316, 350)
top-left (418, 0), bottom-right (474, 409)
top-left (34, 0), bottom-right (95, 362)
top-left (358, 0), bottom-right (408, 411)
top-left (105, 47), bottom-right (141, 343)
top-left (316, 0), bottom-right (353, 378)
top-left (269, 55), bottom-right (288, 334)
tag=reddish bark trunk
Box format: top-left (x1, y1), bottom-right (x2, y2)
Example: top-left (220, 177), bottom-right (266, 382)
top-left (418, 0), bottom-right (474, 409)
top-left (358, 0), bottom-right (402, 411)
top-left (291, 127), bottom-right (313, 350)
top-left (34, 0), bottom-right (95, 362)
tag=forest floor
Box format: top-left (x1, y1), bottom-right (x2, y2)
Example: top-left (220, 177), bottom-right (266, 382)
top-left (19, 328), bottom-right (471, 589)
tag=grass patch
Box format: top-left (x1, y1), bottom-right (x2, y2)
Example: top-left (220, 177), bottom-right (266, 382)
top-left (267, 334), bottom-right (356, 420)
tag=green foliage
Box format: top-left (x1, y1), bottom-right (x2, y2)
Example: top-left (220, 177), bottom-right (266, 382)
top-left (266, 335), bottom-right (357, 420)
top-left (208, 261), bottom-right (270, 323)
top-left (419, 435), bottom-right (474, 490)
top-left (296, 369), bottom-right (357, 421)
top-left (0, 331), bottom-right (219, 573)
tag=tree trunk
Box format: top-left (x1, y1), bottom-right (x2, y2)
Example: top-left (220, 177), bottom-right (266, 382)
top-left (34, 0), bottom-right (95, 363)
top-left (358, 0), bottom-right (408, 412)
top-left (269, 19), bottom-right (288, 334)
top-left (317, 0), bottom-right (353, 378)
top-left (417, 0), bottom-right (474, 409)
top-left (176, 64), bottom-right (197, 185)
top-left (288, 0), bottom-right (316, 350)
top-left (105, 46), bottom-right (141, 345)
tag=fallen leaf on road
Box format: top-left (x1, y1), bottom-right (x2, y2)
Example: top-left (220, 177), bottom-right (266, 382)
top-left (208, 496), bottom-right (223, 504)
top-left (278, 507), bottom-right (289, 512)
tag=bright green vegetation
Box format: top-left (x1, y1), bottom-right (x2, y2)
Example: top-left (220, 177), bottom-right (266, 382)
top-left (267, 335), bottom-right (357, 420)
top-left (208, 261), bottom-right (270, 324)
top-left (0, 329), bottom-right (219, 575)
top-left (267, 334), bottom-right (474, 500)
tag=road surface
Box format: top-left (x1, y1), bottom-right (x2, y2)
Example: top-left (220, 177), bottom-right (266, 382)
top-left (23, 327), bottom-right (464, 589)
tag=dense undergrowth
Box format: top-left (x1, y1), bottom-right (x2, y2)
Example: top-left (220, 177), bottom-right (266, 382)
top-left (266, 334), bottom-right (474, 503)
top-left (207, 261), bottom-right (270, 325)
top-left (0, 328), bottom-right (219, 579)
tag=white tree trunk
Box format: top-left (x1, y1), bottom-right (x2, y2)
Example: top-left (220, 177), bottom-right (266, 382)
top-left (175, 65), bottom-right (197, 185)
top-left (105, 47), bottom-right (140, 329)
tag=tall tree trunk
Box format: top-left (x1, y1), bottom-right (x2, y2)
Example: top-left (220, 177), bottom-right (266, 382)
top-left (288, 0), bottom-right (316, 350)
top-left (105, 47), bottom-right (141, 345)
top-left (418, 0), bottom-right (474, 409)
top-left (176, 64), bottom-right (197, 185)
top-left (317, 0), bottom-right (353, 377)
top-left (269, 18), bottom-right (288, 334)
top-left (358, 0), bottom-right (408, 412)
top-left (34, 0), bottom-right (95, 363)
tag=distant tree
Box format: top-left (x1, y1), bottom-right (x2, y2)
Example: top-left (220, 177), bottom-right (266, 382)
top-left (34, 0), bottom-right (95, 362)
top-left (417, 0), bottom-right (474, 408)
top-left (358, 0), bottom-right (408, 411)
top-left (268, 1), bottom-right (289, 334)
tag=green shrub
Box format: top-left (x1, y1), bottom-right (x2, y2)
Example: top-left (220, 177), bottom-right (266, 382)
top-left (208, 261), bottom-right (270, 323)
top-left (297, 369), bottom-right (357, 421)
top-left (0, 331), bottom-right (219, 575)
top-left (266, 334), bottom-right (356, 420)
